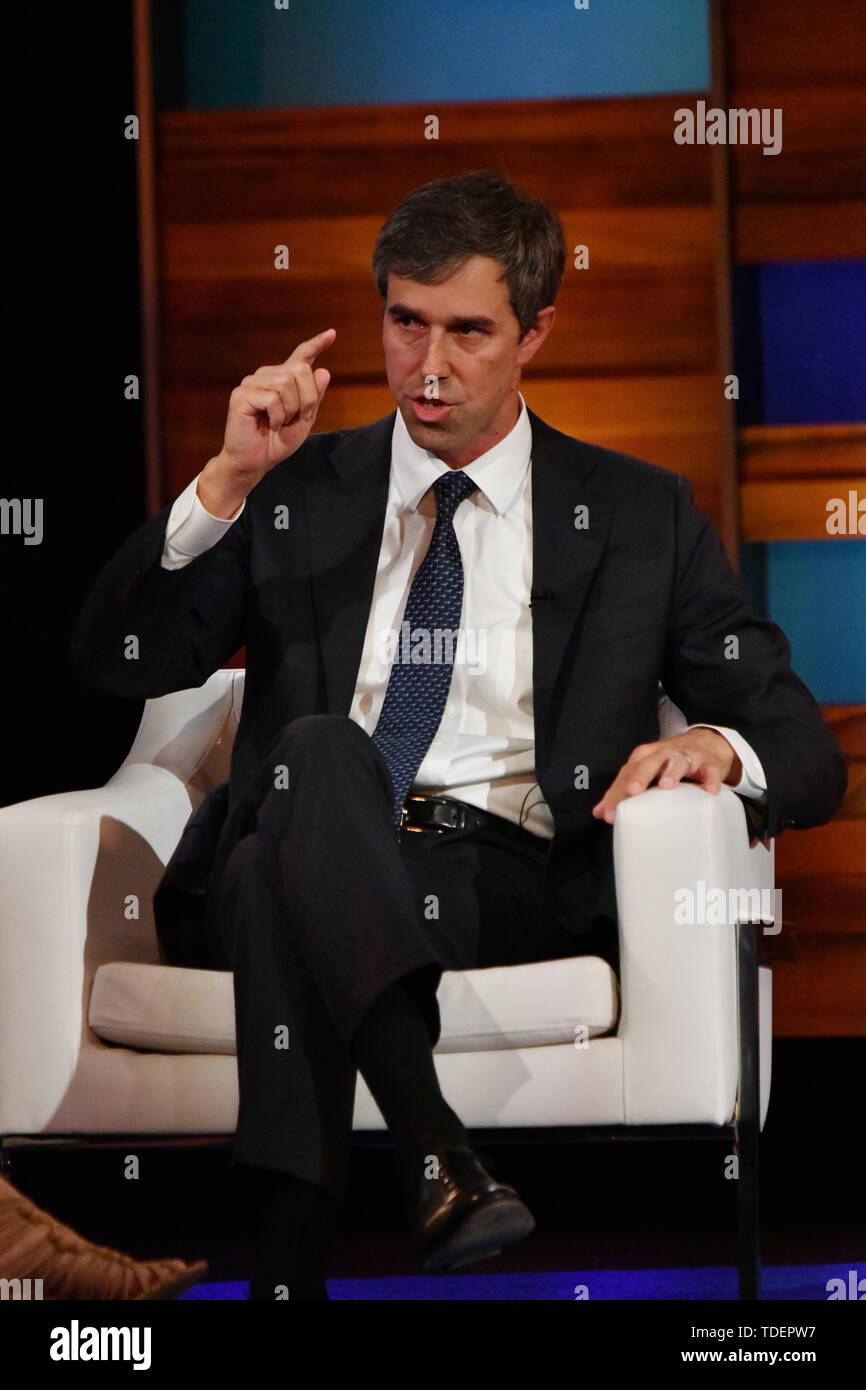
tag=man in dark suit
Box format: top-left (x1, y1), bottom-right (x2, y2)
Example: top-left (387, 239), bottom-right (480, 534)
top-left (70, 172), bottom-right (846, 1300)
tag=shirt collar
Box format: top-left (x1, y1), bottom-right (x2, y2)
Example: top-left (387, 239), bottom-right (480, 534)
top-left (391, 391), bottom-right (531, 517)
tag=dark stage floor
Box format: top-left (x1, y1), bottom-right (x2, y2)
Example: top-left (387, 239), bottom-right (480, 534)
top-left (5, 1038), bottom-right (864, 1301)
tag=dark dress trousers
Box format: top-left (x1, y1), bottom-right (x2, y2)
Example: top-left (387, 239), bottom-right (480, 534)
top-left (69, 408), bottom-right (847, 1200)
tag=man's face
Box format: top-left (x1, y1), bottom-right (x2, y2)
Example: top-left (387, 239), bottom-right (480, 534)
top-left (382, 254), bottom-right (554, 468)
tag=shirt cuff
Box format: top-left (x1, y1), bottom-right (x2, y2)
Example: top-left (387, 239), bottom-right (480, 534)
top-left (685, 724), bottom-right (768, 803)
top-left (161, 473), bottom-right (246, 571)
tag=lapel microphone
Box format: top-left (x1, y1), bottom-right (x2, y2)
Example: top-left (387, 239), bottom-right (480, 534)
top-left (529, 591), bottom-right (556, 606)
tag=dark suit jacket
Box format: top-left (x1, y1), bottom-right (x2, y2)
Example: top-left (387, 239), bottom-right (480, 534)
top-left (69, 408), bottom-right (847, 949)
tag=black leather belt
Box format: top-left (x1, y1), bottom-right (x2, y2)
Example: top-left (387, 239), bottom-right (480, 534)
top-left (399, 793), bottom-right (539, 848)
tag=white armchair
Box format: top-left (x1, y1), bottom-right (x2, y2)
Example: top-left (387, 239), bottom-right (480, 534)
top-left (0, 669), bottom-right (774, 1298)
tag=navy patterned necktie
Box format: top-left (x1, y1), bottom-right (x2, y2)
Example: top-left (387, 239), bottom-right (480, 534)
top-left (372, 468), bottom-right (477, 824)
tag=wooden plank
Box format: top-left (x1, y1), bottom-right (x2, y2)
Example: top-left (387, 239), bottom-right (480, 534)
top-left (740, 425), bottom-right (866, 481)
top-left (162, 208), bottom-right (716, 281)
top-left (159, 204), bottom-right (718, 384)
top-left (727, 0), bottom-right (866, 261)
top-left (824, 705), bottom-right (866, 759)
top-left (726, 0), bottom-right (866, 260)
top-left (709, 0), bottom-right (739, 555)
top-left (729, 87), bottom-right (866, 201)
top-left (736, 198), bottom-right (866, 263)
top-left (156, 97), bottom-right (714, 221)
top-left (160, 271), bottom-right (718, 385)
top-left (774, 874), bottom-right (866, 938)
top-left (518, 376), bottom-right (723, 453)
top-left (160, 96), bottom-right (716, 153)
top-left (741, 479), bottom-right (866, 541)
top-left (775, 823), bottom-right (866, 922)
top-left (163, 373), bottom-right (723, 453)
top-left (164, 374), bottom-right (724, 440)
top-left (727, 0), bottom-right (866, 88)
top-left (772, 708), bottom-right (865, 1013)
top-left (162, 375), bottom-right (725, 518)
top-left (772, 935), bottom-right (866, 1037)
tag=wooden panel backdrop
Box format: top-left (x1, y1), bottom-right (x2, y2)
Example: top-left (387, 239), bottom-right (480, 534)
top-left (154, 97), bottom-right (733, 536)
top-left (144, 1), bottom-right (864, 1035)
top-left (727, 0), bottom-right (866, 1035)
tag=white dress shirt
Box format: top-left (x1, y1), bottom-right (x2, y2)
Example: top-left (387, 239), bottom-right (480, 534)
top-left (161, 395), bottom-right (767, 837)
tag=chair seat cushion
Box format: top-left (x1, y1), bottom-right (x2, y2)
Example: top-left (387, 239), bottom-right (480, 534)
top-left (89, 957), bottom-right (619, 1056)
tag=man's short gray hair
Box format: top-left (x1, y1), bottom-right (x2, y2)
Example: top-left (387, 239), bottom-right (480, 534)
top-left (372, 170), bottom-right (567, 338)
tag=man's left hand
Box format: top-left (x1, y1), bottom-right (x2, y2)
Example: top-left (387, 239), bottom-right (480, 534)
top-left (592, 729), bottom-right (743, 824)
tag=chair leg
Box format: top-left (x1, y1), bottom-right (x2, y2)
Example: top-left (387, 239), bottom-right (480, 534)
top-left (735, 920), bottom-right (762, 1300)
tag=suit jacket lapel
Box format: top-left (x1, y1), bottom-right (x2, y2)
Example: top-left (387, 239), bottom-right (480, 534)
top-left (305, 413), bottom-right (395, 715)
top-left (527, 409), bottom-right (615, 776)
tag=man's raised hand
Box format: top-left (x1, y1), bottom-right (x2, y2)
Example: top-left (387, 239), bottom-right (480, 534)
top-left (197, 329), bottom-right (336, 518)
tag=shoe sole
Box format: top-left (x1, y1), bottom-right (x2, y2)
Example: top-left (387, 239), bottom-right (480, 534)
top-left (422, 1197), bottom-right (535, 1274)
top-left (134, 1260), bottom-right (210, 1301)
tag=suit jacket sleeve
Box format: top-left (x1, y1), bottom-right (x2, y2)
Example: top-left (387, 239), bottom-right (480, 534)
top-left (69, 496), bottom-right (251, 700)
top-left (660, 476), bottom-right (847, 839)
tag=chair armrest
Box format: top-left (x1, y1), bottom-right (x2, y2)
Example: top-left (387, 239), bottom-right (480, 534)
top-left (0, 765), bottom-right (193, 1134)
top-left (116, 667), bottom-right (242, 788)
top-left (614, 783), bottom-right (774, 1126)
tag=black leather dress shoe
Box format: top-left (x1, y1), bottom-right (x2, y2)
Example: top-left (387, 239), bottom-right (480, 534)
top-left (407, 1146), bottom-right (535, 1273)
